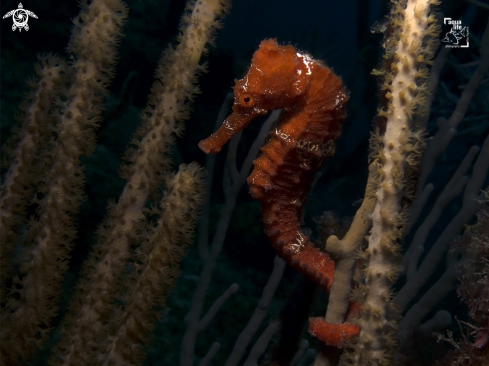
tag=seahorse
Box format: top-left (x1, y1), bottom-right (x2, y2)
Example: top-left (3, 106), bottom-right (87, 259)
top-left (199, 38), bottom-right (358, 348)
top-left (199, 38), bottom-right (348, 293)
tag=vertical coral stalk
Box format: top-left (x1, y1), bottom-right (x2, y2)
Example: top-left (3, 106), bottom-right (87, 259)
top-left (345, 1), bottom-right (440, 365)
top-left (0, 0), bottom-right (127, 363)
top-left (50, 1), bottom-right (230, 365)
top-left (101, 163), bottom-right (205, 366)
top-left (0, 55), bottom-right (67, 305)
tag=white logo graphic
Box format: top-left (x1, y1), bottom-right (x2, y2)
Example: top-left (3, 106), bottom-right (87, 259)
top-left (2, 3), bottom-right (38, 32)
top-left (442, 18), bottom-right (469, 48)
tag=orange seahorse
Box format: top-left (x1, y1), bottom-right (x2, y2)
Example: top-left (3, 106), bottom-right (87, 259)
top-left (200, 38), bottom-right (348, 292)
top-left (199, 39), bottom-right (359, 347)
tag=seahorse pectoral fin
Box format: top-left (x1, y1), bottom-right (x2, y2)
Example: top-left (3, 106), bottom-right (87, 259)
top-left (198, 109), bottom-right (261, 154)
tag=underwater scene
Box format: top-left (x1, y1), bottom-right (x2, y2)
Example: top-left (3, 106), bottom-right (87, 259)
top-left (1, 0), bottom-right (488, 365)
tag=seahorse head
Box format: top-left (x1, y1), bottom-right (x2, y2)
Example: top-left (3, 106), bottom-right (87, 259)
top-left (199, 39), bottom-right (308, 154)
top-left (234, 38), bottom-right (307, 112)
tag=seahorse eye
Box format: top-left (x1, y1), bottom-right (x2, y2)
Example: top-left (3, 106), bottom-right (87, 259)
top-left (239, 94), bottom-right (255, 107)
